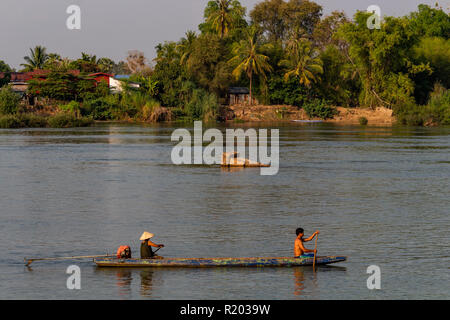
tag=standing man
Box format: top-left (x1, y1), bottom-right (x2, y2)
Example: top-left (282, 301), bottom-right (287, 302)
top-left (140, 231), bottom-right (164, 259)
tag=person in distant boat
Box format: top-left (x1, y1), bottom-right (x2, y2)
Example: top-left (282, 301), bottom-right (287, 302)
top-left (294, 228), bottom-right (319, 258)
top-left (140, 231), bottom-right (164, 259)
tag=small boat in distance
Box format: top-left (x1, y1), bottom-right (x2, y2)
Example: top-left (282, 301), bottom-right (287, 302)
top-left (221, 152), bottom-right (270, 168)
top-left (292, 120), bottom-right (324, 123)
top-left (94, 256), bottom-right (347, 268)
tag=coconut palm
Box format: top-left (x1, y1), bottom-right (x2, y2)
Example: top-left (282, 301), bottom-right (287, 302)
top-left (21, 46), bottom-right (49, 71)
top-left (177, 30), bottom-right (197, 67)
top-left (206, 0), bottom-right (244, 38)
top-left (279, 39), bottom-right (323, 87)
top-left (228, 28), bottom-right (273, 106)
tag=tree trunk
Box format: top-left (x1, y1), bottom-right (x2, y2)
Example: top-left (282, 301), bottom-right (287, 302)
top-left (249, 71), bottom-right (253, 107)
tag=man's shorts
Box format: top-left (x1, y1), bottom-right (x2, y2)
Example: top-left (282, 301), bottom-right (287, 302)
top-left (294, 253), bottom-right (315, 258)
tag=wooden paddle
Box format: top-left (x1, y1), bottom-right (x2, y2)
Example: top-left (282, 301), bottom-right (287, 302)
top-left (153, 246), bottom-right (164, 255)
top-left (24, 254), bottom-right (116, 266)
top-left (313, 234), bottom-right (319, 270)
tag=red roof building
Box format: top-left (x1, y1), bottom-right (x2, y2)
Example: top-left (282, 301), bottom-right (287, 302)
top-left (87, 73), bottom-right (113, 86)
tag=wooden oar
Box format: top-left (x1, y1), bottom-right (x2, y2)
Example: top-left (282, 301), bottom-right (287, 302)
top-left (24, 254), bottom-right (115, 267)
top-left (313, 235), bottom-right (319, 270)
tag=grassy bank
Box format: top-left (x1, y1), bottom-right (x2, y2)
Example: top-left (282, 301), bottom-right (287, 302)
top-left (0, 113), bottom-right (93, 129)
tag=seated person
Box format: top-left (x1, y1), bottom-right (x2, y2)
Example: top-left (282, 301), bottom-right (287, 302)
top-left (294, 228), bottom-right (319, 258)
top-left (140, 231), bottom-right (164, 259)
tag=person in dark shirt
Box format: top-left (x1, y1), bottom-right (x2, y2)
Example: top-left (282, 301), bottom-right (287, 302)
top-left (140, 231), bottom-right (164, 259)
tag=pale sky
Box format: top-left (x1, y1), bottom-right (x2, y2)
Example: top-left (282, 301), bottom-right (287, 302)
top-left (0, 0), bottom-right (446, 69)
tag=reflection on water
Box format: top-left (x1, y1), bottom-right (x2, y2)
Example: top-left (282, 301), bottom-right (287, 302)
top-left (1, 123), bottom-right (449, 299)
top-left (115, 269), bottom-right (132, 297)
top-left (140, 270), bottom-right (154, 297)
top-left (293, 268), bottom-right (306, 297)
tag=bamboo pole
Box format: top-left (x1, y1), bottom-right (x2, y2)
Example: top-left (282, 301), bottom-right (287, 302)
top-left (24, 254), bottom-right (116, 266)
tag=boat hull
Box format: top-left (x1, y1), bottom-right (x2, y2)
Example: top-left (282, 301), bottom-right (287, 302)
top-left (94, 256), bottom-right (346, 268)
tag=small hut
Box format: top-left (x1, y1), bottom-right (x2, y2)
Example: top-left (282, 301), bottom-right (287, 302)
top-left (228, 87), bottom-right (258, 105)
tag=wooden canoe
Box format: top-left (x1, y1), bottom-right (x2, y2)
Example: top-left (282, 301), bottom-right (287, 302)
top-left (94, 256), bottom-right (347, 268)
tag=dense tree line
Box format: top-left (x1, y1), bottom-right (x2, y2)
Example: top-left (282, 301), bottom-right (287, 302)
top-left (0, 1), bottom-right (449, 125)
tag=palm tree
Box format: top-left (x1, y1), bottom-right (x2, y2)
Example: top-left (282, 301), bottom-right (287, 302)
top-left (228, 28), bottom-right (273, 106)
top-left (21, 46), bottom-right (49, 71)
top-left (206, 0), bottom-right (244, 38)
top-left (81, 52), bottom-right (98, 64)
top-left (279, 39), bottom-right (323, 87)
top-left (177, 30), bottom-right (197, 67)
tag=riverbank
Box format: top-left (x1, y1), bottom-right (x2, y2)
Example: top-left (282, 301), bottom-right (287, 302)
top-left (0, 105), bottom-right (395, 128)
top-left (0, 113), bottom-right (93, 128)
top-left (226, 104), bottom-right (395, 125)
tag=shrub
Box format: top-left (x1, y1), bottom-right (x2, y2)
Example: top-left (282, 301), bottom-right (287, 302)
top-left (82, 96), bottom-right (118, 120)
top-left (170, 107), bottom-right (188, 121)
top-left (359, 117), bottom-right (368, 125)
top-left (394, 84), bottom-right (450, 126)
top-left (0, 87), bottom-right (20, 115)
top-left (47, 114), bottom-right (93, 128)
top-left (18, 114), bottom-right (48, 128)
top-left (0, 115), bottom-right (21, 128)
top-left (302, 99), bottom-right (338, 119)
top-left (268, 75), bottom-right (311, 107)
top-left (185, 89), bottom-right (218, 121)
top-left (427, 85), bottom-right (450, 125)
top-left (59, 101), bottom-right (81, 118)
top-left (135, 100), bottom-right (171, 122)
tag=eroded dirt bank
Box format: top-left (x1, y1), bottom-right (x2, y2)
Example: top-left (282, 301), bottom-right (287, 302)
top-left (222, 104), bottom-right (394, 125)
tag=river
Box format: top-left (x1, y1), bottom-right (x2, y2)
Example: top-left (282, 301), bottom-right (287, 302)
top-left (0, 122), bottom-right (448, 299)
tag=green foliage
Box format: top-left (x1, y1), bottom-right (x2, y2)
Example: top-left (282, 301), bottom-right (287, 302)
top-left (0, 87), bottom-right (20, 115)
top-left (338, 12), bottom-right (421, 108)
top-left (82, 95), bottom-right (122, 120)
top-left (279, 39), bottom-right (323, 87)
top-left (268, 75), bottom-right (311, 106)
top-left (302, 99), bottom-right (338, 119)
top-left (47, 114), bottom-right (93, 128)
top-left (27, 71), bottom-right (106, 102)
top-left (426, 85), bottom-right (450, 125)
top-left (409, 4), bottom-right (450, 39)
top-left (21, 46), bottom-right (49, 71)
top-left (2, 1), bottom-right (449, 127)
top-left (0, 115), bottom-right (21, 128)
top-left (0, 60), bottom-right (12, 87)
top-left (359, 117), bottom-right (368, 125)
top-left (0, 113), bottom-right (92, 129)
top-left (59, 101), bottom-right (81, 118)
top-left (28, 71), bottom-right (81, 101)
top-left (318, 45), bottom-right (360, 107)
top-left (250, 0), bottom-right (323, 42)
top-left (395, 84), bottom-right (450, 126)
top-left (186, 34), bottom-right (233, 97)
top-left (200, 0), bottom-right (247, 38)
top-left (412, 37), bottom-right (450, 104)
top-left (185, 88), bottom-right (219, 121)
top-left (17, 114), bottom-right (48, 128)
top-left (229, 27), bottom-right (273, 102)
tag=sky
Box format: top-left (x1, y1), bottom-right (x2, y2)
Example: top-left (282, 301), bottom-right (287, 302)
top-left (0, 0), bottom-right (447, 69)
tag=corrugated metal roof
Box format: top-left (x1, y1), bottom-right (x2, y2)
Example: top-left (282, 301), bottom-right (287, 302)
top-left (229, 87), bottom-right (249, 94)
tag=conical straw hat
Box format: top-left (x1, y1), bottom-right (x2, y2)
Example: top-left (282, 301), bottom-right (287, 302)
top-left (140, 231), bottom-right (154, 240)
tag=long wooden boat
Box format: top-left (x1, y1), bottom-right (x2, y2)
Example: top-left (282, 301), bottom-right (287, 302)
top-left (94, 256), bottom-right (346, 268)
